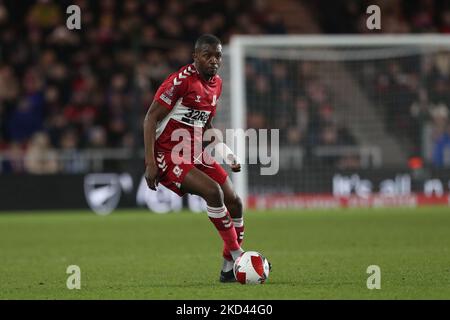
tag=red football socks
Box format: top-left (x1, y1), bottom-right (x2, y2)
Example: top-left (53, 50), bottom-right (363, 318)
top-left (223, 217), bottom-right (244, 261)
top-left (207, 205), bottom-right (241, 253)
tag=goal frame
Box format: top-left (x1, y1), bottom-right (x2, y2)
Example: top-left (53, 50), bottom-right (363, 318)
top-left (229, 35), bottom-right (450, 207)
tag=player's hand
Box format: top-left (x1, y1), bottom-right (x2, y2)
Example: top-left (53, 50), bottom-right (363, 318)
top-left (229, 156), bottom-right (241, 172)
top-left (145, 163), bottom-right (159, 190)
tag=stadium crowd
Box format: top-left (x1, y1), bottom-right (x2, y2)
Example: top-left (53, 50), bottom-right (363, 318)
top-left (245, 58), bottom-right (358, 170)
top-left (361, 52), bottom-right (450, 166)
top-left (313, 0), bottom-right (450, 166)
top-left (314, 0), bottom-right (450, 34)
top-left (1, 0), bottom-right (449, 174)
top-left (0, 0), bottom-right (286, 173)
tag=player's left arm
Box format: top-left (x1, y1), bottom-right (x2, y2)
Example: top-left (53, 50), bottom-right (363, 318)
top-left (205, 119), bottom-right (241, 173)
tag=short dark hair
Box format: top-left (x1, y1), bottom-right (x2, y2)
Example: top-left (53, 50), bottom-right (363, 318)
top-left (195, 34), bottom-right (221, 51)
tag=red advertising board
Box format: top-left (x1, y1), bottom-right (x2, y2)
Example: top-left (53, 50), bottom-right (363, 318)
top-left (248, 193), bottom-right (450, 209)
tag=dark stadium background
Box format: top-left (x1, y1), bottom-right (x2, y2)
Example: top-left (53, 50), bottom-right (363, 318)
top-left (1, 0), bottom-right (449, 211)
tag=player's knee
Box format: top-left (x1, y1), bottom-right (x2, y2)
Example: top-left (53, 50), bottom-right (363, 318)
top-left (203, 182), bottom-right (224, 205)
top-left (227, 195), bottom-right (243, 218)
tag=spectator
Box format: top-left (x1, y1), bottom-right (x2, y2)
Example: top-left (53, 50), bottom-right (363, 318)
top-left (24, 132), bottom-right (59, 174)
top-left (0, 1), bottom-right (8, 26)
top-left (439, 9), bottom-right (450, 33)
top-left (86, 126), bottom-right (108, 149)
top-left (27, 0), bottom-right (62, 30)
top-left (59, 129), bottom-right (88, 173)
top-left (432, 124), bottom-right (450, 167)
top-left (1, 0), bottom-right (287, 160)
top-left (1, 142), bottom-right (26, 174)
top-left (0, 65), bottom-right (19, 104)
top-left (7, 98), bottom-right (43, 144)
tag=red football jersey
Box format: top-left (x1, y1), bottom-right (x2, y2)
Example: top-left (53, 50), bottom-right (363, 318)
top-left (153, 63), bottom-right (222, 156)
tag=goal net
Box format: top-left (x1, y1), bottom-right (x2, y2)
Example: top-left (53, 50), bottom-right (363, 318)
top-left (218, 35), bottom-right (450, 209)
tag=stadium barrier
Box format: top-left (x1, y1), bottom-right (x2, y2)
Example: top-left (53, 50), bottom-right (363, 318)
top-left (1, 169), bottom-right (449, 213)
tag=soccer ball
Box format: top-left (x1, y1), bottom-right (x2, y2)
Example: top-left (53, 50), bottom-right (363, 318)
top-left (233, 251), bottom-right (270, 284)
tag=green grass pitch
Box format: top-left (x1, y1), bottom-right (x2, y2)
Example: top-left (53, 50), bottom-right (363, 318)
top-left (1, 207), bottom-right (449, 299)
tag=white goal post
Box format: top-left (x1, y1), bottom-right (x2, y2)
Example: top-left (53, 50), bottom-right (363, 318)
top-left (226, 35), bottom-right (450, 208)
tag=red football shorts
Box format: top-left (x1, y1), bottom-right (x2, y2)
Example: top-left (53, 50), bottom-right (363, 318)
top-left (154, 151), bottom-right (228, 196)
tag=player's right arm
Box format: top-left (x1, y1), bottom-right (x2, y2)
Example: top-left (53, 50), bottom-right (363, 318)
top-left (144, 67), bottom-right (189, 190)
top-left (143, 101), bottom-right (171, 190)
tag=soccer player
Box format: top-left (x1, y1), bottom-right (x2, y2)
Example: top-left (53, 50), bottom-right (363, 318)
top-left (143, 34), bottom-right (246, 282)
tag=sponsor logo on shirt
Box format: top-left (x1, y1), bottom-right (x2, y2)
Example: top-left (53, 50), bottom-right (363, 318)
top-left (160, 94), bottom-right (172, 105)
